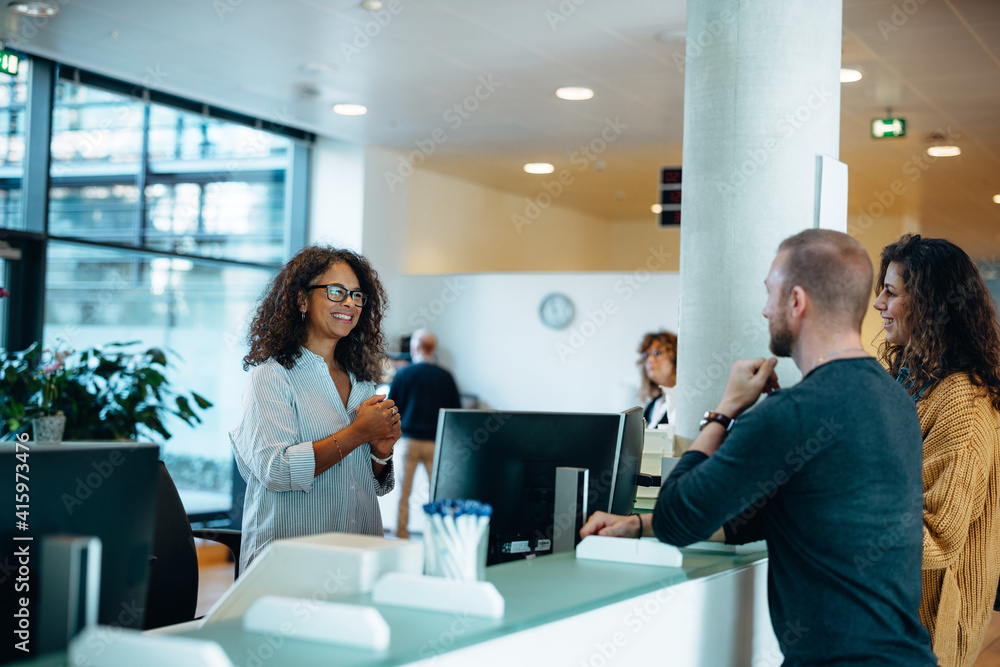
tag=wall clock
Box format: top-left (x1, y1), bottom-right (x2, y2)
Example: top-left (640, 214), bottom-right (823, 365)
top-left (539, 292), bottom-right (574, 330)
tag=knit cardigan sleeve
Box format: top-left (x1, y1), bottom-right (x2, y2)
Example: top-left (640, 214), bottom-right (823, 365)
top-left (918, 374), bottom-right (994, 570)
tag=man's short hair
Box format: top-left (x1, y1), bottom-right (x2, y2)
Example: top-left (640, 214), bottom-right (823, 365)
top-left (410, 329), bottom-right (437, 357)
top-left (777, 229), bottom-right (873, 330)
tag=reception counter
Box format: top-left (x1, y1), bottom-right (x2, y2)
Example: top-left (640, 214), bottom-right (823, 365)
top-left (22, 546), bottom-right (779, 666)
top-left (189, 547), bottom-right (777, 666)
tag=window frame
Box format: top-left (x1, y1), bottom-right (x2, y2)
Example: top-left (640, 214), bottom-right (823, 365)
top-left (1, 55), bottom-right (312, 522)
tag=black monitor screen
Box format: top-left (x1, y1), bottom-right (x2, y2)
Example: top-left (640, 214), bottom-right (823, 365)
top-left (430, 407), bottom-right (643, 565)
top-left (0, 441), bottom-right (159, 660)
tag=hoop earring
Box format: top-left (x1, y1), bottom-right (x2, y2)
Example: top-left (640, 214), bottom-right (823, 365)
top-left (301, 311), bottom-right (306, 321)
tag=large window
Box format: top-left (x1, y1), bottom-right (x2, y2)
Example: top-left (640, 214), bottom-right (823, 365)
top-left (49, 80), bottom-right (288, 263)
top-left (0, 57), bottom-right (312, 519)
top-left (0, 62), bottom-right (28, 229)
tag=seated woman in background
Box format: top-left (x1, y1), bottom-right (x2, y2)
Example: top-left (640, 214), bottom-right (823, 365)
top-left (873, 234), bottom-right (1000, 667)
top-left (232, 246), bottom-right (402, 571)
top-left (638, 331), bottom-right (678, 427)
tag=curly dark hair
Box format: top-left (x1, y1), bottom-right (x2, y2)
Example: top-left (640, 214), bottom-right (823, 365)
top-left (638, 331), bottom-right (677, 401)
top-left (876, 234), bottom-right (1000, 410)
top-left (243, 246), bottom-right (388, 383)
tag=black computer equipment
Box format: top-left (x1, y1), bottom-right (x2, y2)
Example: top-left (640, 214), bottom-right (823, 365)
top-left (0, 441), bottom-right (160, 660)
top-left (429, 406), bottom-right (644, 565)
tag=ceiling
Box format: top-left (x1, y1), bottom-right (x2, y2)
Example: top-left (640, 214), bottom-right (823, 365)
top-left (4, 0), bottom-right (1000, 257)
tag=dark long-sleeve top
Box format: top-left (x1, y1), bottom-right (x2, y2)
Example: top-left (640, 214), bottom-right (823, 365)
top-left (653, 358), bottom-right (936, 667)
top-left (388, 361), bottom-right (461, 440)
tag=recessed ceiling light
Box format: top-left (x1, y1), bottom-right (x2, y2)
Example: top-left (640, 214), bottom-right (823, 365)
top-left (360, 0), bottom-right (383, 9)
top-left (992, 194), bottom-right (1000, 204)
top-left (524, 163), bottom-right (554, 174)
top-left (927, 145), bottom-right (961, 157)
top-left (8, 1), bottom-right (59, 16)
top-left (332, 104), bottom-right (367, 116)
top-left (651, 204), bottom-right (662, 214)
top-left (840, 68), bottom-right (862, 83)
top-left (556, 87), bottom-right (594, 101)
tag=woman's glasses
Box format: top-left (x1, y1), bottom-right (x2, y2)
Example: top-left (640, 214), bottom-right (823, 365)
top-left (308, 284), bottom-right (368, 306)
top-left (642, 348), bottom-right (667, 361)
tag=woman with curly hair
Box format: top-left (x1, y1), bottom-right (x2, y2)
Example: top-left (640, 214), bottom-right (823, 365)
top-left (638, 331), bottom-right (678, 427)
top-left (873, 234), bottom-right (1000, 667)
top-left (231, 246), bottom-right (401, 570)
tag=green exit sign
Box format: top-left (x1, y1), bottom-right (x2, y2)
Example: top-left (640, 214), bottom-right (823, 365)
top-left (871, 117), bottom-right (906, 138)
top-left (0, 51), bottom-right (19, 76)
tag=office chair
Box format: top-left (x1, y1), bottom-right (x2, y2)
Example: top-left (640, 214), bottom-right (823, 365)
top-left (143, 461), bottom-right (242, 630)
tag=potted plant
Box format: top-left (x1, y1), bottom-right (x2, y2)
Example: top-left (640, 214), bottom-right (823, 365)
top-left (30, 346), bottom-right (72, 443)
top-left (0, 341), bottom-right (213, 444)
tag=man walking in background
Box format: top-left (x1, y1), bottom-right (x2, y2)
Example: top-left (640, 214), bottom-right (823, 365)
top-left (389, 329), bottom-right (461, 539)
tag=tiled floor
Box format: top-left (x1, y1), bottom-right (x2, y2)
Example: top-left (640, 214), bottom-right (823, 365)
top-left (196, 546), bottom-right (1000, 662)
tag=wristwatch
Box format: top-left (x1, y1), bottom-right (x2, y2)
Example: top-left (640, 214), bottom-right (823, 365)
top-left (699, 411), bottom-right (735, 432)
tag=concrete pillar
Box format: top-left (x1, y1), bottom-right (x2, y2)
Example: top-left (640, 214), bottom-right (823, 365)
top-left (675, 0), bottom-right (843, 438)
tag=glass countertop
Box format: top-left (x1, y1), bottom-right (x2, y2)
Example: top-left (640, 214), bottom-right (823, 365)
top-left (184, 547), bottom-right (768, 666)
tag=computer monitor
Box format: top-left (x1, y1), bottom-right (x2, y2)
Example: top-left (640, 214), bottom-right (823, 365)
top-left (429, 406), bottom-right (644, 565)
top-left (0, 441), bottom-right (160, 661)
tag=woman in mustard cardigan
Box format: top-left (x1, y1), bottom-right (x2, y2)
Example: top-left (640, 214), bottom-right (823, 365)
top-left (873, 234), bottom-right (1000, 667)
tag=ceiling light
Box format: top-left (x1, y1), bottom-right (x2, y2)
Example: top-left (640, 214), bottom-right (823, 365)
top-left (651, 204), bottom-right (662, 214)
top-left (360, 0), bottom-right (383, 9)
top-left (332, 104), bottom-right (367, 116)
top-left (992, 195), bottom-right (1000, 204)
top-left (840, 68), bottom-right (862, 83)
top-left (927, 145), bottom-right (961, 158)
top-left (524, 163), bottom-right (554, 174)
top-left (925, 131), bottom-right (961, 158)
top-left (8, 1), bottom-right (59, 16)
top-left (556, 87), bottom-right (594, 101)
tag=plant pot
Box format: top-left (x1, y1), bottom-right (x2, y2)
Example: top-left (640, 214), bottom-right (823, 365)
top-left (32, 415), bottom-right (66, 445)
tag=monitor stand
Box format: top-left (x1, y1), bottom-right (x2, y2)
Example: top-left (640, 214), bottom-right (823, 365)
top-left (552, 467), bottom-right (589, 554)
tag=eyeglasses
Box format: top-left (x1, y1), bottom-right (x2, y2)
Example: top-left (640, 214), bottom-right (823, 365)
top-left (307, 284), bottom-right (368, 306)
top-left (642, 349), bottom-right (668, 361)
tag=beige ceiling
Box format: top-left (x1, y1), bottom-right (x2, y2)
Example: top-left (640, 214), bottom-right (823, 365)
top-left (4, 0), bottom-right (999, 258)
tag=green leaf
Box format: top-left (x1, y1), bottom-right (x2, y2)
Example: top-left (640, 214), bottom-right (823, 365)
top-left (145, 416), bottom-right (172, 440)
top-left (192, 392), bottom-right (213, 409)
top-left (108, 340), bottom-right (142, 348)
top-left (139, 368), bottom-right (166, 387)
top-left (175, 395), bottom-right (192, 415)
top-left (147, 348), bottom-right (168, 366)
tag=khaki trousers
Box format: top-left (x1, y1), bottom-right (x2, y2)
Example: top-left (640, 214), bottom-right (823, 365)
top-left (396, 437), bottom-right (435, 539)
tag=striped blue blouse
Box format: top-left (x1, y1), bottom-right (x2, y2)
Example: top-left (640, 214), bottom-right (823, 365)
top-left (230, 347), bottom-right (394, 571)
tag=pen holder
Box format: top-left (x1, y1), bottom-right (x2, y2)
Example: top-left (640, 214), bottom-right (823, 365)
top-left (422, 499), bottom-right (492, 581)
